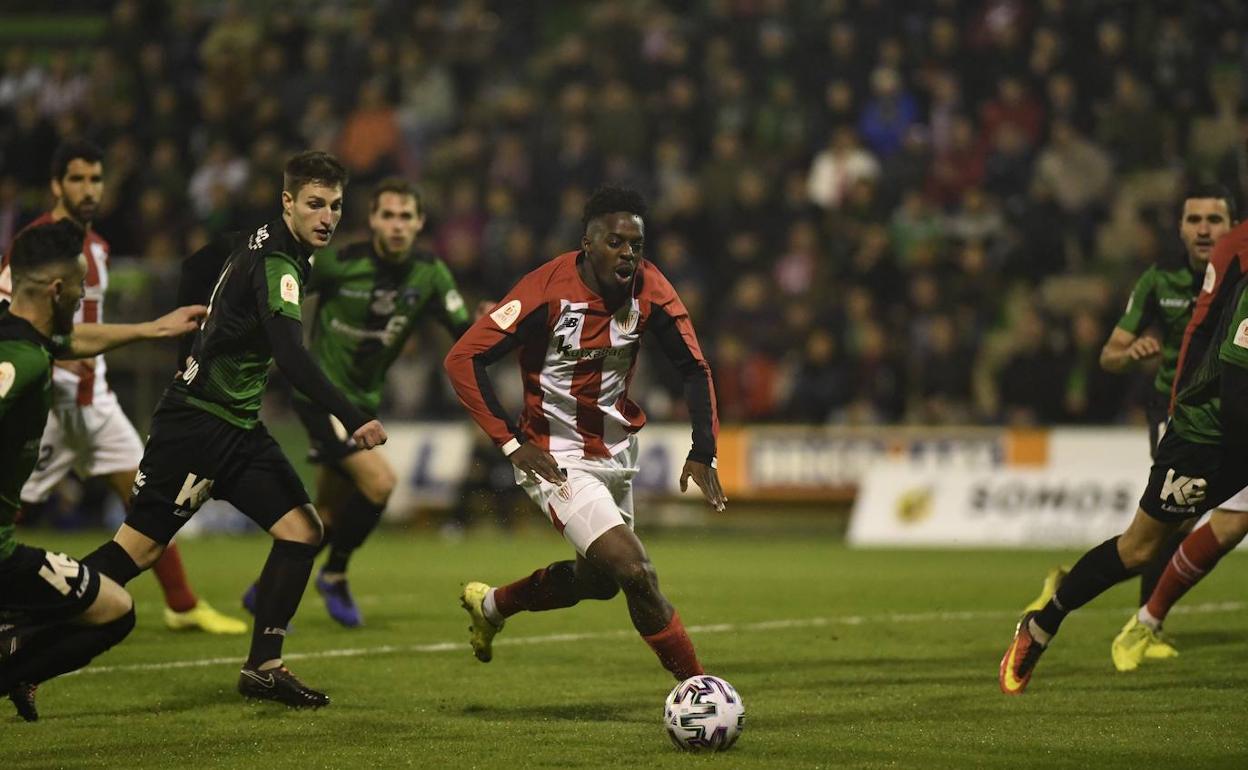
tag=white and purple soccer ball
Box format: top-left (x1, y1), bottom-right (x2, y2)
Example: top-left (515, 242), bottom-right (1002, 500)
top-left (663, 674), bottom-right (745, 752)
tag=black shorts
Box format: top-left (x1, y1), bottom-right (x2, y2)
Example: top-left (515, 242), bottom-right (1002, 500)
top-left (127, 399), bottom-right (311, 544)
top-left (1145, 390), bottom-right (1171, 460)
top-left (0, 545), bottom-right (100, 625)
top-left (1140, 430), bottom-right (1248, 522)
top-left (292, 397), bottom-right (358, 466)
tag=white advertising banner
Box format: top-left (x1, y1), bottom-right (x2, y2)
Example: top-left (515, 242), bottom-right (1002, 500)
top-left (848, 464), bottom-right (1145, 548)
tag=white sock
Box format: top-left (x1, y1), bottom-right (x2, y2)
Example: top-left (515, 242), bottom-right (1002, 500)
top-left (1137, 606), bottom-right (1162, 631)
top-left (482, 588), bottom-right (504, 627)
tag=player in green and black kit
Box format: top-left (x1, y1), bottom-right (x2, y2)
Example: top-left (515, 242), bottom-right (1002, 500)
top-left (241, 177), bottom-right (472, 627)
top-left (999, 189), bottom-right (1248, 694)
top-left (1, 221), bottom-right (204, 721)
top-left (79, 152), bottom-right (387, 709)
top-left (1018, 187), bottom-right (1237, 662)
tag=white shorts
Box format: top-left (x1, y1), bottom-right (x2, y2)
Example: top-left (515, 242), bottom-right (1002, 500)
top-left (21, 401), bottom-right (145, 504)
top-left (516, 435), bottom-right (640, 556)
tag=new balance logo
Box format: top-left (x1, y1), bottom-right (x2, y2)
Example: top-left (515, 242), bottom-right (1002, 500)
top-left (174, 473), bottom-right (214, 513)
top-left (182, 358), bottom-right (200, 384)
top-left (1159, 469), bottom-right (1206, 507)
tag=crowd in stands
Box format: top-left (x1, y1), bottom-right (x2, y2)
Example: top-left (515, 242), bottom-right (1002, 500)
top-left (2, 0), bottom-right (1247, 427)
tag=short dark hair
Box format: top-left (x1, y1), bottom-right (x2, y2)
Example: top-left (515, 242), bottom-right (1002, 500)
top-left (50, 139), bottom-right (104, 181)
top-left (1181, 182), bottom-right (1237, 223)
top-left (283, 150), bottom-right (348, 196)
top-left (370, 176), bottom-right (422, 214)
top-left (8, 220), bottom-right (85, 282)
top-left (582, 185), bottom-right (647, 232)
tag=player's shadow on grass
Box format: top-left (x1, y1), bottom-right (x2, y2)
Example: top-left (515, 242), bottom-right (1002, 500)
top-left (459, 701), bottom-right (643, 723)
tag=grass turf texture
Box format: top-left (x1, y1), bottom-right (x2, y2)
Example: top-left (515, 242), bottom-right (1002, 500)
top-left (3, 531), bottom-right (1247, 768)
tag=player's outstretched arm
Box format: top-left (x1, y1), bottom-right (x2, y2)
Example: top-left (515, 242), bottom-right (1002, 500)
top-left (680, 460), bottom-right (726, 512)
top-left (263, 313), bottom-right (385, 448)
top-left (62, 304), bottom-right (207, 359)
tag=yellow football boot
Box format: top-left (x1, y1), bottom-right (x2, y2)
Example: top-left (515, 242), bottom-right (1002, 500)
top-left (460, 581), bottom-right (503, 662)
top-left (164, 600), bottom-right (248, 634)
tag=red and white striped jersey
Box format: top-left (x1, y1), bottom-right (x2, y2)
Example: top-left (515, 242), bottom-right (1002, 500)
top-left (0, 213), bottom-right (115, 408)
top-left (445, 250), bottom-right (718, 463)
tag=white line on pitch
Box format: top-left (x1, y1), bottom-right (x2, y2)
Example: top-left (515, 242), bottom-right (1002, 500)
top-left (75, 600), bottom-right (1247, 676)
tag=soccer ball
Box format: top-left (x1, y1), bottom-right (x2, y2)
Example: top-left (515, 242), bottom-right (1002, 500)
top-left (663, 675), bottom-right (745, 752)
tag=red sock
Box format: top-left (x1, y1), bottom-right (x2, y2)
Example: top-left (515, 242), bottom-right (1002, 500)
top-left (494, 563), bottom-right (579, 617)
top-left (151, 542), bottom-right (199, 612)
top-left (1145, 523), bottom-right (1228, 623)
top-left (642, 611), bottom-right (704, 680)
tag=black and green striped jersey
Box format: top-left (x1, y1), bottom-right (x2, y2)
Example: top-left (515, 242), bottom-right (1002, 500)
top-left (0, 306), bottom-right (68, 561)
top-left (168, 218), bottom-right (312, 429)
top-left (303, 241), bottom-right (470, 413)
top-left (1115, 257), bottom-right (1203, 396)
top-left (1170, 273), bottom-right (1248, 444)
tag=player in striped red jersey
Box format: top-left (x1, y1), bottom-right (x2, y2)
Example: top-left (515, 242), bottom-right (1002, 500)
top-left (0, 141), bottom-right (244, 636)
top-left (445, 187), bottom-right (726, 681)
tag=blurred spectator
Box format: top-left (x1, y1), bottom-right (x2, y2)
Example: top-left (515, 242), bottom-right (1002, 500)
top-left (807, 126), bottom-right (880, 211)
top-left (858, 67), bottom-right (919, 159)
top-left (336, 79), bottom-right (402, 185)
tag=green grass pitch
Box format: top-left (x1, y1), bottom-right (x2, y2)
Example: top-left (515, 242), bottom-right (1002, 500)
top-left (3, 530), bottom-right (1247, 768)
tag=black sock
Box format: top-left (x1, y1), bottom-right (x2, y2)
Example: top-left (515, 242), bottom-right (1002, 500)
top-left (1034, 537), bottom-right (1135, 636)
top-left (80, 541), bottom-right (143, 586)
top-left (247, 540), bottom-right (319, 668)
top-left (323, 492), bottom-right (384, 574)
top-left (0, 607), bottom-right (135, 689)
top-left (1137, 529), bottom-right (1188, 607)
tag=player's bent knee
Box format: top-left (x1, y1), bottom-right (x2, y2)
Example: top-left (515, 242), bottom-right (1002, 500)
top-left (360, 468), bottom-right (397, 506)
top-left (613, 559), bottom-right (660, 595)
top-left (114, 524), bottom-right (166, 570)
top-left (80, 576), bottom-right (134, 625)
top-left (268, 504), bottom-right (324, 545)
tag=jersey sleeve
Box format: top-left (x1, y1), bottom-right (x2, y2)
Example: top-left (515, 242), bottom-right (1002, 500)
top-left (1218, 285), bottom-right (1248, 371)
top-left (443, 270), bottom-right (551, 449)
top-left (1115, 269), bottom-right (1155, 335)
top-left (642, 267), bottom-right (719, 464)
top-left (255, 252), bottom-right (305, 323)
top-left (431, 259), bottom-right (471, 336)
top-left (0, 343), bottom-right (49, 419)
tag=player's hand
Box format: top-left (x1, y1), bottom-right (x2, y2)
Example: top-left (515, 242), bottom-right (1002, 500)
top-left (474, 300), bottom-right (496, 320)
top-left (1127, 336), bottom-right (1161, 361)
top-left (149, 305), bottom-right (208, 338)
top-left (681, 460), bottom-right (727, 512)
top-left (509, 443), bottom-right (566, 484)
top-left (352, 419), bottom-right (387, 450)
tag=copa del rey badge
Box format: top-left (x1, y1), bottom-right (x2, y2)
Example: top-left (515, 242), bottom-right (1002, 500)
top-left (490, 299), bottom-right (522, 330)
top-left (0, 361), bottom-right (15, 398)
top-left (1235, 318), bottom-right (1248, 349)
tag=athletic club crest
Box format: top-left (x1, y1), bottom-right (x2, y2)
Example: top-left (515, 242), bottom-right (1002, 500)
top-left (614, 306), bottom-right (639, 334)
